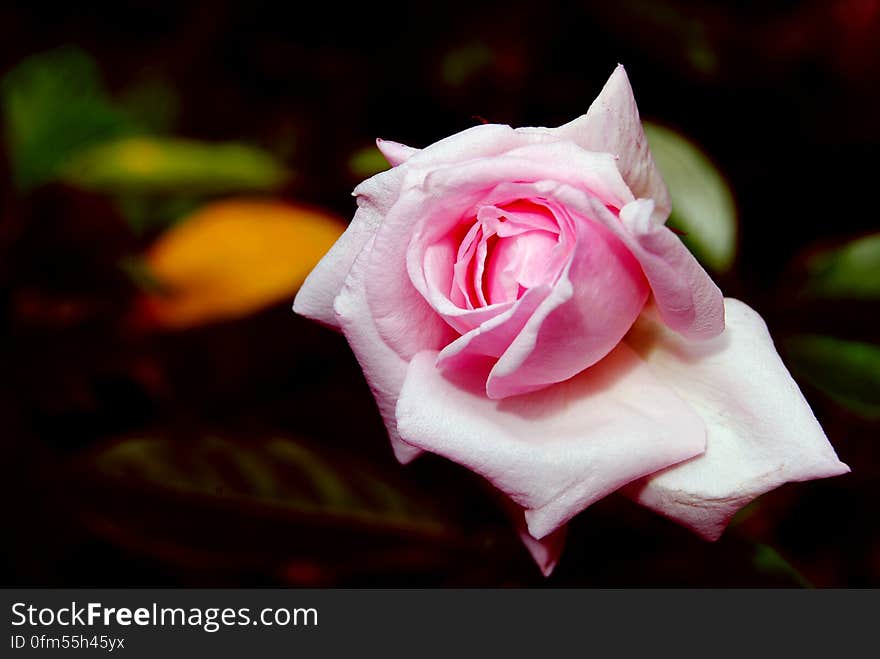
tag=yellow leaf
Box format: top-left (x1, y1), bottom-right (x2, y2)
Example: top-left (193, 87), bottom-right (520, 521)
top-left (142, 199), bottom-right (345, 328)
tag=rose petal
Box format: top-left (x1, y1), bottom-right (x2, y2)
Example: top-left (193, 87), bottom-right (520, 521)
top-left (495, 495), bottom-right (567, 576)
top-left (296, 123), bottom-right (543, 332)
top-left (293, 166), bottom-right (404, 328)
top-left (624, 298), bottom-right (850, 540)
top-left (366, 132), bottom-right (582, 359)
top-left (397, 154), bottom-right (636, 357)
top-left (436, 284), bottom-right (553, 366)
top-left (493, 141), bottom-right (636, 210)
top-left (395, 345), bottom-right (706, 539)
top-left (407, 151), bottom-right (634, 262)
top-left (403, 123), bottom-right (555, 173)
top-left (419, 194), bottom-right (570, 337)
top-left (486, 212), bottom-right (649, 399)
top-left (619, 198), bottom-right (725, 339)
top-left (552, 188), bottom-right (724, 340)
top-left (555, 64), bottom-right (672, 222)
top-left (514, 510), bottom-right (567, 577)
top-left (376, 138), bottom-right (418, 167)
top-left (333, 236), bottom-right (422, 463)
top-left (366, 190), bottom-right (460, 359)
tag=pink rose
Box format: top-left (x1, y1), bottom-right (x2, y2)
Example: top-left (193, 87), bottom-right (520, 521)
top-left (293, 66), bottom-right (849, 576)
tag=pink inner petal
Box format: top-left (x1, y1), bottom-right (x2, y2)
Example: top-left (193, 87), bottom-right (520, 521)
top-left (473, 229), bottom-right (492, 307)
top-left (451, 222), bottom-right (482, 309)
top-left (447, 200), bottom-right (568, 309)
top-left (485, 229), bottom-right (561, 305)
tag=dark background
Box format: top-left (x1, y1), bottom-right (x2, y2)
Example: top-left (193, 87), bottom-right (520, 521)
top-left (1, 0), bottom-right (878, 587)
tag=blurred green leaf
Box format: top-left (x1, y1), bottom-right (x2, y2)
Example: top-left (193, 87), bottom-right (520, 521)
top-left (644, 121), bottom-right (737, 272)
top-left (802, 233), bottom-right (880, 300)
top-left (348, 145), bottom-right (390, 178)
top-left (94, 436), bottom-right (328, 508)
top-left (59, 136), bottom-right (290, 195)
top-left (87, 435), bottom-right (446, 526)
top-left (442, 42), bottom-right (494, 87)
top-left (68, 435), bottom-right (461, 569)
top-left (751, 543), bottom-right (814, 589)
top-left (1, 47), bottom-right (140, 190)
top-left (785, 335), bottom-right (880, 418)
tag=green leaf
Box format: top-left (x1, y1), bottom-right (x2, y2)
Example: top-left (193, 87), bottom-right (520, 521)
top-left (66, 435), bottom-right (463, 576)
top-left (802, 233), bottom-right (880, 300)
top-left (88, 435), bottom-right (435, 522)
top-left (442, 42), bottom-right (494, 87)
top-left (751, 543), bottom-right (814, 589)
top-left (785, 335), bottom-right (880, 418)
top-left (644, 121), bottom-right (737, 272)
top-left (59, 136), bottom-right (290, 195)
top-left (1, 47), bottom-right (140, 190)
top-left (348, 145), bottom-right (390, 178)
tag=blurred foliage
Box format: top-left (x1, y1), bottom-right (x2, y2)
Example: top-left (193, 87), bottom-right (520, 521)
top-left (1, 47), bottom-right (141, 190)
top-left (750, 543), bottom-right (814, 589)
top-left (2, 47), bottom-right (290, 237)
top-left (83, 435), bottom-right (445, 529)
top-left (63, 435), bottom-right (476, 581)
top-left (644, 121), bottom-right (737, 272)
top-left (801, 233), bottom-right (880, 300)
top-left (61, 137), bottom-right (289, 196)
top-left (140, 199), bottom-right (344, 329)
top-left (442, 42), bottom-right (495, 87)
top-left (785, 335), bottom-right (880, 419)
top-left (348, 145), bottom-right (391, 179)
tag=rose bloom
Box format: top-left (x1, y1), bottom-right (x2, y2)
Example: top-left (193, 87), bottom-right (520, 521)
top-left (294, 66), bottom-right (848, 575)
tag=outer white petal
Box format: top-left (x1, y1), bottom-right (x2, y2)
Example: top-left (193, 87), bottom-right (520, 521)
top-left (332, 236), bottom-right (421, 464)
top-left (293, 166), bottom-right (405, 328)
top-left (395, 345), bottom-right (706, 540)
top-left (376, 138), bottom-right (418, 166)
top-left (625, 298), bottom-right (850, 540)
top-left (296, 124), bottom-right (533, 328)
top-left (516, 517), bottom-right (567, 577)
top-left (495, 494), bottom-right (567, 576)
top-left (555, 64), bottom-right (672, 222)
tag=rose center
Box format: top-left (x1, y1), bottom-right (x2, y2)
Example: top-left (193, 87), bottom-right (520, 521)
top-left (450, 199), bottom-right (566, 310)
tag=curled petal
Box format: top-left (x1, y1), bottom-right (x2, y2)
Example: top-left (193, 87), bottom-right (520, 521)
top-left (437, 285), bottom-right (552, 370)
top-left (552, 188), bottom-right (724, 340)
top-left (376, 138), bottom-right (418, 167)
top-left (403, 123), bottom-right (555, 173)
top-left (624, 298), bottom-right (850, 540)
top-left (485, 215), bottom-right (649, 399)
top-left (555, 64), bottom-right (671, 222)
top-left (619, 199), bottom-right (725, 339)
top-left (395, 345), bottom-right (706, 539)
